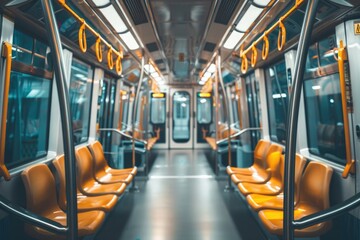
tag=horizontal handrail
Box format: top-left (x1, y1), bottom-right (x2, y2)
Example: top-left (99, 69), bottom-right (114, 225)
top-left (293, 192), bottom-right (360, 229)
top-left (0, 194), bottom-right (67, 234)
top-left (216, 127), bottom-right (262, 145)
top-left (99, 128), bottom-right (147, 145)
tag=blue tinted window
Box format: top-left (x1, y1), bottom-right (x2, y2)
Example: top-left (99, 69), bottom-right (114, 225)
top-left (5, 72), bottom-right (52, 168)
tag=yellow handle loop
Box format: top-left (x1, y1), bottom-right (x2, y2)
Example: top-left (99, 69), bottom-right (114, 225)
top-left (78, 21), bottom-right (87, 53)
top-left (262, 34), bottom-right (269, 60)
top-left (107, 48), bottom-right (114, 70)
top-left (277, 20), bottom-right (286, 51)
top-left (115, 55), bottom-right (123, 75)
top-left (250, 45), bottom-right (258, 68)
top-left (95, 37), bottom-right (103, 62)
top-left (241, 55), bottom-right (248, 74)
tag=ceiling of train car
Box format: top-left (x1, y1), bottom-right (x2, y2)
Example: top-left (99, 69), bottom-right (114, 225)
top-left (148, 0), bottom-right (212, 82)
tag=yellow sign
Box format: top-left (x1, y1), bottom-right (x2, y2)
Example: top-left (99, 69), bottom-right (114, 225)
top-left (198, 92), bottom-right (211, 98)
top-left (355, 22), bottom-right (360, 35)
top-left (152, 93), bottom-right (165, 98)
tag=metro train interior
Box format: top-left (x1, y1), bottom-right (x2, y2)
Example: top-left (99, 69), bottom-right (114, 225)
top-left (0, 0), bottom-right (360, 239)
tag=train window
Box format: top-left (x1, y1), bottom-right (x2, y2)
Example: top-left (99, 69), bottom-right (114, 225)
top-left (121, 92), bottom-right (129, 130)
top-left (197, 93), bottom-right (212, 124)
top-left (303, 34), bottom-right (345, 165)
top-left (172, 91), bottom-right (190, 142)
top-left (69, 59), bottom-right (93, 145)
top-left (304, 74), bottom-right (345, 164)
top-left (4, 29), bottom-right (53, 169)
top-left (265, 60), bottom-right (288, 144)
top-left (97, 76), bottom-right (116, 128)
top-left (150, 93), bottom-right (166, 124)
top-left (231, 91), bottom-right (240, 128)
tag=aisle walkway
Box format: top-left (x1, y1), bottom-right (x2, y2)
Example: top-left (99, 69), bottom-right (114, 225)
top-left (95, 150), bottom-right (266, 240)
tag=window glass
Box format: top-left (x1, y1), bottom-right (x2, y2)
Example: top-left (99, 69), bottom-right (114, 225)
top-left (121, 92), bottom-right (129, 130)
top-left (151, 93), bottom-right (166, 124)
top-left (5, 73), bottom-right (52, 168)
top-left (304, 74), bottom-right (345, 164)
top-left (4, 29), bottom-right (53, 169)
top-left (197, 93), bottom-right (212, 124)
top-left (69, 59), bottom-right (93, 144)
top-left (172, 91), bottom-right (190, 142)
top-left (265, 60), bottom-right (288, 144)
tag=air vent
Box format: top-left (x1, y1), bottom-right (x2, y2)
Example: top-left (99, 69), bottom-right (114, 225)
top-left (146, 42), bottom-right (159, 52)
top-left (214, 0), bottom-right (240, 25)
top-left (123, 0), bottom-right (148, 25)
top-left (199, 59), bottom-right (207, 64)
top-left (204, 42), bottom-right (216, 52)
top-left (155, 59), bottom-right (164, 64)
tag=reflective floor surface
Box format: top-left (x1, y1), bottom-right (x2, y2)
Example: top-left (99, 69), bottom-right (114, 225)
top-left (94, 149), bottom-right (266, 240)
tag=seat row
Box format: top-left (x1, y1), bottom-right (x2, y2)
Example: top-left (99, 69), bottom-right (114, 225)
top-left (227, 139), bottom-right (333, 237)
top-left (202, 124), bottom-right (238, 150)
top-left (21, 141), bottom-right (137, 240)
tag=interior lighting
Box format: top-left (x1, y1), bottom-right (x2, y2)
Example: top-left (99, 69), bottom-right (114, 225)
top-left (99, 5), bottom-right (127, 33)
top-left (235, 5), bottom-right (263, 32)
top-left (119, 31), bottom-right (140, 50)
top-left (92, 0), bottom-right (110, 7)
top-left (224, 31), bottom-right (244, 49)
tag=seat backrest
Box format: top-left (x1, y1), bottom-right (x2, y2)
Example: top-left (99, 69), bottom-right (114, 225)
top-left (75, 146), bottom-right (96, 188)
top-left (259, 143), bottom-right (283, 169)
top-left (253, 140), bottom-right (272, 167)
top-left (52, 155), bottom-right (68, 210)
top-left (21, 164), bottom-right (59, 215)
top-left (265, 151), bottom-right (282, 179)
top-left (88, 141), bottom-right (107, 176)
top-left (299, 161), bottom-right (333, 210)
top-left (280, 154), bottom-right (307, 203)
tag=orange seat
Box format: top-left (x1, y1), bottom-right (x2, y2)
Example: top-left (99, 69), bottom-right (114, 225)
top-left (88, 142), bottom-right (134, 184)
top-left (21, 164), bottom-right (105, 240)
top-left (53, 155), bottom-right (118, 213)
top-left (205, 137), bottom-right (217, 150)
top-left (89, 141), bottom-right (137, 176)
top-left (246, 154), bottom-right (307, 211)
top-left (231, 144), bottom-right (283, 184)
top-left (258, 161), bottom-right (333, 237)
top-left (227, 139), bottom-right (271, 176)
top-left (238, 152), bottom-right (282, 196)
top-left (76, 146), bottom-right (127, 197)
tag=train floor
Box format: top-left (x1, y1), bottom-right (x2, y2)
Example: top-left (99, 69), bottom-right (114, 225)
top-left (94, 149), bottom-right (267, 240)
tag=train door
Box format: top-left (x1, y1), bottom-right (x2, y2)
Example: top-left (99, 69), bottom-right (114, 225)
top-left (169, 88), bottom-right (193, 148)
top-left (150, 92), bottom-right (168, 148)
top-left (194, 91), bottom-right (212, 148)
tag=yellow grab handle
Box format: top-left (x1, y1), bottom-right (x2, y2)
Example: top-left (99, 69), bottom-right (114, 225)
top-left (241, 55), bottom-right (248, 74)
top-left (95, 37), bottom-right (103, 62)
top-left (277, 20), bottom-right (286, 51)
top-left (107, 48), bottom-right (114, 70)
top-left (115, 55), bottom-right (122, 75)
top-left (250, 45), bottom-right (258, 68)
top-left (78, 21), bottom-right (87, 53)
top-left (0, 42), bottom-right (12, 181)
top-left (337, 40), bottom-right (355, 178)
top-left (262, 34), bottom-right (269, 60)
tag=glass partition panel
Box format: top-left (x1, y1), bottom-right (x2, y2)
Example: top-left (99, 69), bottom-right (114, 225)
top-left (265, 60), bottom-right (288, 144)
top-left (69, 59), bottom-right (93, 144)
top-left (150, 92), bottom-right (166, 124)
top-left (197, 92), bottom-right (212, 124)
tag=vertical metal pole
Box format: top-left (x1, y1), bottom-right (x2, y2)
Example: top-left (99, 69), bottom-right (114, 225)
top-left (41, 0), bottom-right (78, 239)
top-left (217, 53), bottom-right (233, 190)
top-left (214, 61), bottom-right (219, 175)
top-left (131, 57), bottom-right (145, 176)
top-left (283, 0), bottom-right (319, 239)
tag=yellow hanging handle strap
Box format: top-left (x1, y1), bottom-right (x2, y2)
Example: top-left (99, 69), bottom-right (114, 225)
top-left (337, 40), bottom-right (355, 178)
top-left (0, 42), bottom-right (12, 181)
top-left (277, 19), bottom-right (286, 51)
top-left (107, 48), bottom-right (114, 70)
top-left (262, 33), bottom-right (269, 60)
top-left (78, 19), bottom-right (87, 53)
top-left (250, 44), bottom-right (258, 68)
top-left (95, 37), bottom-right (103, 62)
